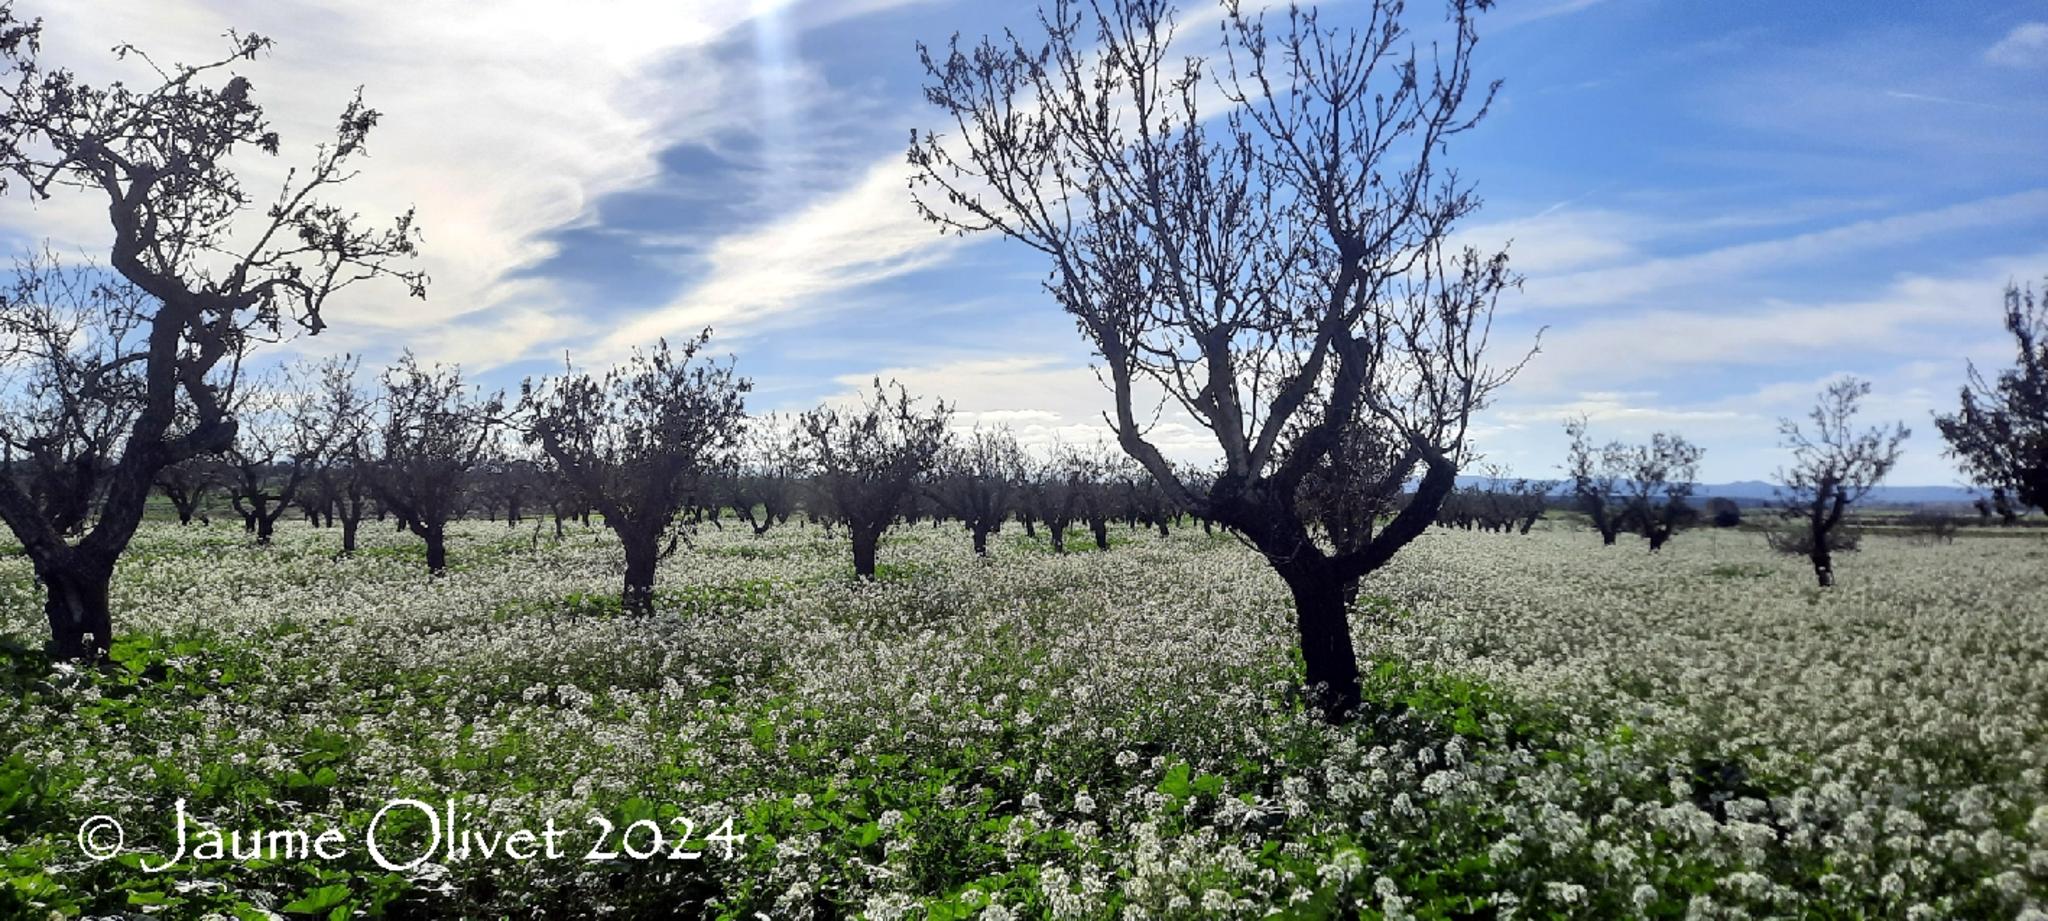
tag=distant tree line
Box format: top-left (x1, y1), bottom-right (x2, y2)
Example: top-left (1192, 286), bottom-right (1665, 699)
top-left (4, 0), bottom-right (2042, 727)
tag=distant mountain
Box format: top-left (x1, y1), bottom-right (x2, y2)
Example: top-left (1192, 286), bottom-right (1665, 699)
top-left (1448, 475), bottom-right (1979, 506)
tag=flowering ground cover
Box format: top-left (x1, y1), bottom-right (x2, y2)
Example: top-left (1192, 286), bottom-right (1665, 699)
top-left (2, 520), bottom-right (2045, 918)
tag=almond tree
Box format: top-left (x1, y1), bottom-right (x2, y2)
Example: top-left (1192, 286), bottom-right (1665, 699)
top-left (224, 357), bottom-right (357, 544)
top-left (521, 332), bottom-right (749, 614)
top-left (1619, 433), bottom-right (1702, 551)
top-left (153, 456), bottom-right (224, 526)
top-left (372, 354), bottom-right (500, 575)
top-left (1936, 279), bottom-right (2046, 516)
top-left (0, 13), bottom-right (423, 656)
top-left (1022, 445), bottom-right (1083, 553)
top-left (1771, 378), bottom-right (1908, 587)
top-left (912, 0), bottom-right (1526, 720)
top-left (1067, 441), bottom-right (1129, 552)
top-left (730, 414), bottom-right (802, 536)
top-left (928, 426), bottom-right (1027, 556)
top-left (1564, 417), bottom-right (1631, 545)
top-left (799, 379), bottom-right (951, 579)
top-left (302, 356), bottom-right (377, 553)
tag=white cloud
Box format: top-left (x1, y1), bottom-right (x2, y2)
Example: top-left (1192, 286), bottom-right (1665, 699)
top-left (1495, 0), bottom-right (1613, 28)
top-left (595, 158), bottom-right (964, 360)
top-left (1453, 206), bottom-right (1646, 273)
top-left (807, 355), bottom-right (1217, 463)
top-left (0, 0), bottom-right (928, 369)
top-left (1986, 22), bottom-right (2048, 68)
top-left (1517, 250), bottom-right (2042, 393)
top-left (1519, 190), bottom-right (2048, 309)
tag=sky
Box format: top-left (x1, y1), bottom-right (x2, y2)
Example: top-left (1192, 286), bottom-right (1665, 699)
top-left (3, 0), bottom-right (2047, 485)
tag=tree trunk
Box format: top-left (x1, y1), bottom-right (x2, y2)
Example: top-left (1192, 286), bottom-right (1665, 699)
top-left (851, 526), bottom-right (880, 579)
top-left (621, 530), bottom-right (658, 616)
top-left (254, 509), bottom-right (275, 545)
top-left (1090, 519), bottom-right (1109, 550)
top-left (1283, 567), bottom-right (1362, 723)
top-left (971, 526), bottom-right (990, 556)
top-left (424, 524), bottom-right (449, 575)
top-left (1600, 527), bottom-right (1618, 545)
top-left (1023, 518), bottom-right (1036, 538)
top-left (1810, 547), bottom-right (1834, 587)
top-left (1049, 523), bottom-right (1067, 553)
top-left (41, 558), bottom-right (115, 660)
top-left (1155, 518), bottom-right (1168, 538)
top-left (340, 515), bottom-right (360, 555)
top-left (1647, 527), bottom-right (1669, 552)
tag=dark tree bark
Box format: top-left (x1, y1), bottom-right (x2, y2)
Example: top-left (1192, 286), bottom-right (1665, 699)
top-left (36, 554), bottom-right (114, 659)
top-left (851, 526), bottom-right (882, 579)
top-left (1280, 563), bottom-right (1360, 719)
top-left (621, 528), bottom-right (660, 616)
top-left (421, 524), bottom-right (448, 574)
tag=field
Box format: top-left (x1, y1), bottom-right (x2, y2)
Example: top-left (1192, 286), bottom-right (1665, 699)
top-left (3, 519), bottom-right (2047, 919)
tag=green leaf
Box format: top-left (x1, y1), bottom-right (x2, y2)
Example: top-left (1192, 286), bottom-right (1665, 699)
top-left (282, 883), bottom-right (353, 914)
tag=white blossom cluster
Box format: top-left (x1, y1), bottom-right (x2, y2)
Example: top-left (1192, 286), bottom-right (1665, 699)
top-left (0, 519), bottom-right (2042, 917)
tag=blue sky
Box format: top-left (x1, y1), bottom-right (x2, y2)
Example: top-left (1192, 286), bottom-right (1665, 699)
top-left (6, 0), bottom-right (2048, 484)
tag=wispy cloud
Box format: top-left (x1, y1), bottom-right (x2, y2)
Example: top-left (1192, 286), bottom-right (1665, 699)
top-left (1495, 0), bottom-right (1613, 28)
top-left (1518, 190), bottom-right (2048, 309)
top-left (1985, 22), bottom-right (2048, 69)
top-left (0, 0), bottom-right (933, 370)
top-left (1883, 89), bottom-right (2011, 111)
top-left (594, 157), bottom-right (962, 360)
top-left (811, 355), bottom-right (1214, 461)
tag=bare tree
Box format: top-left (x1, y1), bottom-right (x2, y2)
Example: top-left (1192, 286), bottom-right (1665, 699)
top-left (1066, 441), bottom-right (1130, 552)
top-left (730, 414), bottom-right (802, 536)
top-left (1936, 279), bottom-right (2046, 516)
top-left (224, 358), bottom-right (356, 544)
top-left (911, 0), bottom-right (1525, 720)
top-left (521, 332), bottom-right (750, 614)
top-left (799, 379), bottom-right (951, 579)
top-left (1564, 417), bottom-right (1631, 545)
top-left (1022, 444), bottom-right (1084, 553)
top-left (1619, 433), bottom-right (1702, 551)
top-left (309, 356), bottom-right (376, 553)
top-left (1, 255), bottom-right (147, 546)
top-left (929, 426), bottom-right (1027, 556)
top-left (372, 354), bottom-right (501, 575)
top-left (0, 12), bottom-right (423, 656)
top-left (1770, 378), bottom-right (1908, 587)
top-left (473, 454), bottom-right (545, 527)
top-left (154, 456), bottom-right (224, 526)
top-left (1440, 464), bottom-right (1552, 536)
top-left (1505, 476), bottom-right (1556, 535)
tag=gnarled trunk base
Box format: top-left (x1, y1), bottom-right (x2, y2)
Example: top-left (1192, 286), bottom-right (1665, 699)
top-left (1283, 568), bottom-right (1362, 724)
top-left (42, 561), bottom-right (114, 661)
